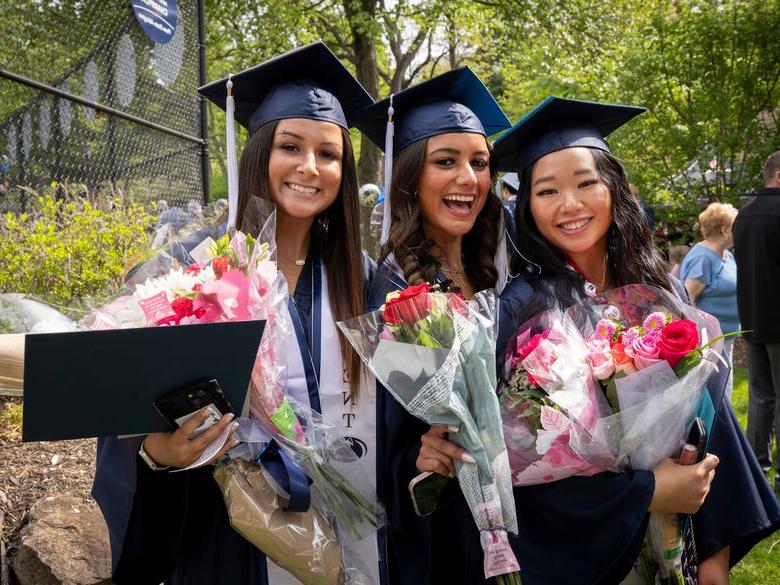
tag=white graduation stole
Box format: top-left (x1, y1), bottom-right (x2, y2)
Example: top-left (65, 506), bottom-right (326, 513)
top-left (267, 265), bottom-right (379, 584)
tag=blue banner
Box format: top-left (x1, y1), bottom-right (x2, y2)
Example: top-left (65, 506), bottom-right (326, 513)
top-left (131, 0), bottom-right (179, 45)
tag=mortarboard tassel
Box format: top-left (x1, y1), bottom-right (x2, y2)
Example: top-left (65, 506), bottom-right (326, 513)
top-left (225, 74), bottom-right (239, 233)
top-left (379, 94), bottom-right (394, 245)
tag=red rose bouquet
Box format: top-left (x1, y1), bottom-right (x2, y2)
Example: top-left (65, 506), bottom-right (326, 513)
top-left (339, 285), bottom-right (521, 585)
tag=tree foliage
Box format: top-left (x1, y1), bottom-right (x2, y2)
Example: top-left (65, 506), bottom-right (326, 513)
top-left (7, 0), bottom-right (773, 230)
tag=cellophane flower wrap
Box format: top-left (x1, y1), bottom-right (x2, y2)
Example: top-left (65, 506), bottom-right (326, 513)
top-left (338, 285), bottom-right (522, 585)
top-left (562, 284), bottom-right (723, 473)
top-left (0, 198), bottom-right (383, 584)
top-left (499, 309), bottom-right (612, 486)
top-left (500, 284), bottom-right (726, 585)
top-left (566, 284), bottom-right (725, 585)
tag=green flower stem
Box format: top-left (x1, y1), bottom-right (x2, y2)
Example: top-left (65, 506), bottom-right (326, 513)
top-left (285, 442), bottom-right (383, 540)
top-left (497, 571), bottom-right (523, 585)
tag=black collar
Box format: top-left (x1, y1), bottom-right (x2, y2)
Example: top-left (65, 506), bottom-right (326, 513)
top-left (753, 187), bottom-right (780, 196)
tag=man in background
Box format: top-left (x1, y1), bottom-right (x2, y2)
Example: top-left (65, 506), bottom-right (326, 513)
top-left (733, 150), bottom-right (780, 492)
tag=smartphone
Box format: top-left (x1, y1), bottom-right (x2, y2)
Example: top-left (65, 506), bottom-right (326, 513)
top-left (684, 417), bottom-right (707, 463)
top-left (409, 471), bottom-right (459, 517)
top-left (154, 379), bottom-right (233, 438)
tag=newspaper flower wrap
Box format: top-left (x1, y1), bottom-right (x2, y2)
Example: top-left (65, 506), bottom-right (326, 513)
top-left (339, 286), bottom-right (521, 585)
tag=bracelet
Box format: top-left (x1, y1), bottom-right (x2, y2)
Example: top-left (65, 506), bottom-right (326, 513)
top-left (138, 439), bottom-right (171, 471)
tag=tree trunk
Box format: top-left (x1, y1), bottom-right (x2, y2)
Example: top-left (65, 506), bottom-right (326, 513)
top-left (344, 0), bottom-right (382, 186)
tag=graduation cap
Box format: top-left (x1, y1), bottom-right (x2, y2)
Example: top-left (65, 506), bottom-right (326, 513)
top-left (493, 96), bottom-right (646, 173)
top-left (197, 42), bottom-right (374, 231)
top-left (356, 67), bottom-right (510, 243)
top-left (199, 41), bottom-right (373, 134)
top-left (502, 172), bottom-right (520, 192)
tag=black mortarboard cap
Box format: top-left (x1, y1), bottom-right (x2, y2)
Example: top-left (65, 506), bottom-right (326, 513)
top-left (358, 67), bottom-right (510, 153)
top-left (198, 42), bottom-right (374, 135)
top-left (493, 96), bottom-right (646, 172)
top-left (22, 320), bottom-right (265, 441)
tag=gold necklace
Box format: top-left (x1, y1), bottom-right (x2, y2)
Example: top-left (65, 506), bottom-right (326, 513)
top-left (279, 252), bottom-right (306, 267)
top-left (597, 252), bottom-right (609, 292)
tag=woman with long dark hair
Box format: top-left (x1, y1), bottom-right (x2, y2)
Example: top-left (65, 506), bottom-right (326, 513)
top-left (358, 67), bottom-right (516, 584)
top-left (92, 43), bottom-right (387, 585)
top-left (490, 97), bottom-right (780, 585)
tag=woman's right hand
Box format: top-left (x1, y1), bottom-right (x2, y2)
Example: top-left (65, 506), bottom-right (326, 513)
top-left (649, 454), bottom-right (720, 514)
top-left (416, 424), bottom-right (476, 478)
top-left (143, 410), bottom-right (239, 468)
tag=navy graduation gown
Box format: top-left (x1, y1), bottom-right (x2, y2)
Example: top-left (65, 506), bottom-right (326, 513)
top-left (497, 276), bottom-right (780, 585)
top-left (368, 262), bottom-right (490, 585)
top-left (93, 250), bottom-right (384, 585)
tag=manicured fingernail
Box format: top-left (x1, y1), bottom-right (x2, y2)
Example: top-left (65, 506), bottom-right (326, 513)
top-left (448, 470), bottom-right (455, 478)
top-left (461, 452), bottom-right (476, 464)
top-left (448, 425), bottom-right (458, 433)
top-left (225, 412), bottom-right (235, 422)
top-left (231, 421), bottom-right (239, 431)
top-left (231, 440), bottom-right (240, 447)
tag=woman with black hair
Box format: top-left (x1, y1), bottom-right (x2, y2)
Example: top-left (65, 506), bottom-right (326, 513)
top-left (92, 43), bottom-right (387, 585)
top-left (490, 97), bottom-right (780, 585)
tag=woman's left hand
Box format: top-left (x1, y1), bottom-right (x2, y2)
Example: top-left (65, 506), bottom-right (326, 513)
top-left (698, 545), bottom-right (730, 585)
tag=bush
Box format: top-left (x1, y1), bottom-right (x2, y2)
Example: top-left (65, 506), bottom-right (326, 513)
top-left (0, 192), bottom-right (157, 309)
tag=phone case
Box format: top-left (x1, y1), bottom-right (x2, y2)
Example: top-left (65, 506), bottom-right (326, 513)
top-left (153, 379), bottom-right (233, 433)
top-left (409, 471), bottom-right (457, 517)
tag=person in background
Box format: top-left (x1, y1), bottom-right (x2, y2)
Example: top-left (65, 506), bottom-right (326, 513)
top-left (733, 149), bottom-right (780, 492)
top-left (680, 202), bottom-right (739, 399)
top-left (501, 172), bottom-right (519, 202)
top-left (669, 244), bottom-right (690, 279)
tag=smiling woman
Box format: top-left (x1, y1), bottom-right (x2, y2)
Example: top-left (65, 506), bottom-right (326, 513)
top-left (356, 67), bottom-right (515, 584)
top-left (92, 42), bottom-right (389, 585)
top-left (490, 96), bottom-right (780, 585)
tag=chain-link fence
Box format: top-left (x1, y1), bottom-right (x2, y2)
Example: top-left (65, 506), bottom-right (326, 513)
top-left (0, 0), bottom-right (207, 212)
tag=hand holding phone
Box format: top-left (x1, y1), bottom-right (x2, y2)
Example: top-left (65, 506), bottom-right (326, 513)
top-left (409, 471), bottom-right (459, 517)
top-left (681, 417), bottom-right (707, 464)
top-left (143, 379), bottom-right (238, 468)
top-left (143, 409), bottom-right (238, 468)
top-left (154, 379), bottom-right (233, 437)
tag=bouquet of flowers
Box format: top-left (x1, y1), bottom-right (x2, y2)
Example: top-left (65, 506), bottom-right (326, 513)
top-left (499, 309), bottom-right (612, 485)
top-left (339, 284), bottom-right (521, 585)
top-left (1, 199), bottom-right (383, 583)
top-left (108, 204), bottom-right (384, 578)
top-left (565, 285), bottom-right (724, 472)
top-left (500, 284), bottom-right (727, 585)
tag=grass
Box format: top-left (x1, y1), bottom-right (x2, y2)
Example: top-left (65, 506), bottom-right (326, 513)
top-left (0, 400), bottom-right (22, 436)
top-left (725, 366), bottom-right (780, 585)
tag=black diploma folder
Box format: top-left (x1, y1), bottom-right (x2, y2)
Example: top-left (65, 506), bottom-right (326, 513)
top-left (22, 320), bottom-right (265, 441)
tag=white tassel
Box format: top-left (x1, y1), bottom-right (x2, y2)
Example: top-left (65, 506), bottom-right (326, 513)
top-left (380, 94), bottom-right (394, 245)
top-left (225, 74), bottom-right (239, 233)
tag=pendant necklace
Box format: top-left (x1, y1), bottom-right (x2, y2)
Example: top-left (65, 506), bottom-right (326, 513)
top-left (279, 252), bottom-right (306, 267)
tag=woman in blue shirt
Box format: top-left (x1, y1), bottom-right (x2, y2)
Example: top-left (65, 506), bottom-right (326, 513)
top-left (680, 202), bottom-right (740, 398)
